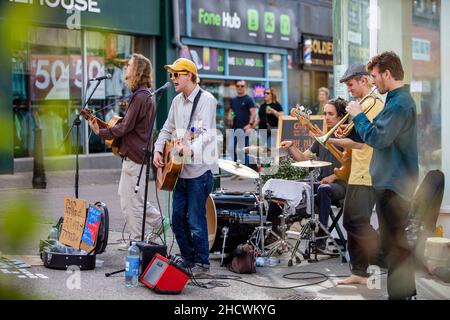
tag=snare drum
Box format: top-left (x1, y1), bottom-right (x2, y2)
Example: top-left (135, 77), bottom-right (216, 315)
top-left (206, 192), bottom-right (263, 253)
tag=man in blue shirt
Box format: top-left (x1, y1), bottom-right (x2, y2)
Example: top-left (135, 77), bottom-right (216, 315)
top-left (346, 51), bottom-right (418, 300)
top-left (227, 80), bottom-right (257, 167)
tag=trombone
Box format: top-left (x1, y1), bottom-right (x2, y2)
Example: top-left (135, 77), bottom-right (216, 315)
top-left (315, 86), bottom-right (380, 147)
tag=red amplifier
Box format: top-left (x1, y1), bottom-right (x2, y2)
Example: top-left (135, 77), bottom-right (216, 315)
top-left (139, 253), bottom-right (190, 294)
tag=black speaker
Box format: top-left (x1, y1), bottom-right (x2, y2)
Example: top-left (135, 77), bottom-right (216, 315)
top-left (135, 241), bottom-right (167, 275)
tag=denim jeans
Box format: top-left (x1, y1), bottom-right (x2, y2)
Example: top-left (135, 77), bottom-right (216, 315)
top-left (172, 170), bottom-right (213, 267)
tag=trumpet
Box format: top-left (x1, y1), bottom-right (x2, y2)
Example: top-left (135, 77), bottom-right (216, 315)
top-left (315, 86), bottom-right (380, 146)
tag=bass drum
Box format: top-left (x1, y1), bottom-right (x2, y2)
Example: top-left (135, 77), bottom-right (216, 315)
top-left (206, 192), bottom-right (262, 253)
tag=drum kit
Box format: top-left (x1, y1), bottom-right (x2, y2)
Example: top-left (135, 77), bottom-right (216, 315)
top-left (213, 153), bottom-right (346, 265)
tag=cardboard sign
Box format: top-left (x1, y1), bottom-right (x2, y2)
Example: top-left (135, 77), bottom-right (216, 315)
top-left (277, 115), bottom-right (325, 151)
top-left (59, 196), bottom-right (87, 249)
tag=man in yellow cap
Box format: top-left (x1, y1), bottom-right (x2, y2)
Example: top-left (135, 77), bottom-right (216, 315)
top-left (153, 58), bottom-right (218, 276)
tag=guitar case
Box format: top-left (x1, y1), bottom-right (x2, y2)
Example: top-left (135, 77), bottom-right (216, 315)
top-left (42, 201), bottom-right (109, 270)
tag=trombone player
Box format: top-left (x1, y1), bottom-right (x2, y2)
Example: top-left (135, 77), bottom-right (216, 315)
top-left (345, 52), bottom-right (418, 300)
top-left (326, 64), bottom-right (384, 285)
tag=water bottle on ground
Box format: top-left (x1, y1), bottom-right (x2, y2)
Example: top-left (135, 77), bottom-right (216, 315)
top-left (49, 226), bottom-right (59, 241)
top-left (125, 242), bottom-right (140, 287)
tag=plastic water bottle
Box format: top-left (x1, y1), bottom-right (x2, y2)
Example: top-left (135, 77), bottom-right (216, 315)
top-left (125, 242), bottom-right (140, 287)
top-left (49, 226), bottom-right (59, 241)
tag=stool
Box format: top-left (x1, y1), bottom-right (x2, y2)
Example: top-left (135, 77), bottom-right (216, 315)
top-left (328, 200), bottom-right (346, 251)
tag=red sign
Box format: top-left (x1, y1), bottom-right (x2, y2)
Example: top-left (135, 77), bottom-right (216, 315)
top-left (30, 54), bottom-right (105, 101)
top-left (30, 54), bottom-right (70, 100)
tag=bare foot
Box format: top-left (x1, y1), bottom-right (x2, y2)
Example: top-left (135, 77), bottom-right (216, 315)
top-left (337, 274), bottom-right (368, 285)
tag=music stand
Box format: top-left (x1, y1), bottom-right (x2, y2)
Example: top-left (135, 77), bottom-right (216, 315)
top-left (288, 160), bottom-right (347, 266)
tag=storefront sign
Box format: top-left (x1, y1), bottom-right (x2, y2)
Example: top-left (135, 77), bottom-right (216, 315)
top-left (302, 35), bottom-right (333, 68)
top-left (181, 46), bottom-right (225, 75)
top-left (228, 50), bottom-right (264, 78)
top-left (189, 0), bottom-right (298, 48)
top-left (1, 0), bottom-right (160, 36)
top-left (31, 54), bottom-right (105, 100)
top-left (9, 0), bottom-right (101, 13)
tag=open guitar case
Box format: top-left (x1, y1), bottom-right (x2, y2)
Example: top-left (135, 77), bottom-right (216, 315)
top-left (42, 201), bottom-right (109, 271)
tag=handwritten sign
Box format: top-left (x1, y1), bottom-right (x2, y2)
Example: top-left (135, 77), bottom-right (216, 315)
top-left (59, 196), bottom-right (87, 249)
top-left (277, 115), bottom-right (325, 151)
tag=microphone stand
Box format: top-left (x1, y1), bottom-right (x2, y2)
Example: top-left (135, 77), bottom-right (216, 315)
top-left (135, 90), bottom-right (164, 242)
top-left (61, 79), bottom-right (102, 198)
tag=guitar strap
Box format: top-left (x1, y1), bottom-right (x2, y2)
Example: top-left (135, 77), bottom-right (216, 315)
top-left (186, 89), bottom-right (203, 132)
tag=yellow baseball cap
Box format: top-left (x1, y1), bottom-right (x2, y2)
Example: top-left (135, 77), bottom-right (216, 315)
top-left (164, 58), bottom-right (198, 76)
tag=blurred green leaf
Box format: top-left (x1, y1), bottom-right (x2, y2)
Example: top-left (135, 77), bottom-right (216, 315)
top-left (0, 201), bottom-right (40, 251)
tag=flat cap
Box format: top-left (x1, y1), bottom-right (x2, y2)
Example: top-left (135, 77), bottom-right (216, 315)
top-left (339, 63), bottom-right (369, 83)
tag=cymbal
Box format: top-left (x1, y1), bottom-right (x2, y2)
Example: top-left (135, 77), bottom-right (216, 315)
top-left (218, 159), bottom-right (259, 179)
top-left (291, 160), bottom-right (332, 168)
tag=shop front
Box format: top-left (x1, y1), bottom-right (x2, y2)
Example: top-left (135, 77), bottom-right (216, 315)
top-left (0, 0), bottom-right (161, 174)
top-left (178, 0), bottom-right (298, 136)
top-left (286, 0), bottom-right (334, 112)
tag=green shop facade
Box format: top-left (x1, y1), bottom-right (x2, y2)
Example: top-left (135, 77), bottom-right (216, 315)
top-left (178, 0), bottom-right (298, 133)
top-left (0, 0), bottom-right (176, 174)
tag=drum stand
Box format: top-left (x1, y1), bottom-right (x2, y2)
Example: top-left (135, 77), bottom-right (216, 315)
top-left (247, 172), bottom-right (268, 256)
top-left (288, 169), bottom-right (346, 266)
top-left (265, 203), bottom-right (303, 262)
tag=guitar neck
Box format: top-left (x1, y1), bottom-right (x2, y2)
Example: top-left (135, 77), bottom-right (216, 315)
top-left (81, 108), bottom-right (109, 128)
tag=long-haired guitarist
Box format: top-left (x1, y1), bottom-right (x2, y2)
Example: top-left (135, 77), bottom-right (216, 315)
top-left (153, 58), bottom-right (218, 276)
top-left (88, 53), bottom-right (163, 243)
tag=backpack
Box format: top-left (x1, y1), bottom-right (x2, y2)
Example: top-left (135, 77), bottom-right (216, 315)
top-left (226, 243), bottom-right (256, 274)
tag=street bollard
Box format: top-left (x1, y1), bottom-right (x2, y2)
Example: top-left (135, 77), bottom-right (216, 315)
top-left (32, 127), bottom-right (47, 189)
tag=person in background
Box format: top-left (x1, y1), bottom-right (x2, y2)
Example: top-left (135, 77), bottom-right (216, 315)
top-left (311, 87), bottom-right (329, 115)
top-left (257, 87), bottom-right (283, 148)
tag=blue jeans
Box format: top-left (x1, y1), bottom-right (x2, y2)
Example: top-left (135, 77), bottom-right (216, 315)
top-left (172, 170), bottom-right (213, 267)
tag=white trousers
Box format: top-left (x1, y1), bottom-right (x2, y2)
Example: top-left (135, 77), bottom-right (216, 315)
top-left (118, 159), bottom-right (162, 241)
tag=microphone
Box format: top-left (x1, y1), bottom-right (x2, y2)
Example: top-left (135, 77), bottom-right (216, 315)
top-left (89, 74), bottom-right (112, 81)
top-left (151, 82), bottom-right (171, 96)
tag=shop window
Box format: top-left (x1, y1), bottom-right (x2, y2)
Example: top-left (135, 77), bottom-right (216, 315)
top-left (12, 27), bottom-right (154, 158)
top-left (268, 54), bottom-right (282, 79)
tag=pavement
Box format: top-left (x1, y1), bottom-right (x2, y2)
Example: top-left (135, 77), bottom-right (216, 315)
top-left (0, 169), bottom-right (449, 300)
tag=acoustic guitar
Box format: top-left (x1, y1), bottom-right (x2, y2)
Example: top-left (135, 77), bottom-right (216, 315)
top-left (156, 140), bottom-right (184, 191)
top-left (81, 108), bottom-right (123, 156)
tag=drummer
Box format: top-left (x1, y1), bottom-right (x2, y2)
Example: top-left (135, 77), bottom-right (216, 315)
top-left (280, 98), bottom-right (348, 252)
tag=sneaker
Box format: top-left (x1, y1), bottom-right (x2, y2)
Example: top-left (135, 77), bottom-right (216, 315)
top-left (189, 263), bottom-right (210, 277)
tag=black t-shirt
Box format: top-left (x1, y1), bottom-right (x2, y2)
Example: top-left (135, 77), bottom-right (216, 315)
top-left (258, 102), bottom-right (283, 129)
top-left (309, 140), bottom-right (343, 181)
top-left (231, 95), bottom-right (257, 129)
